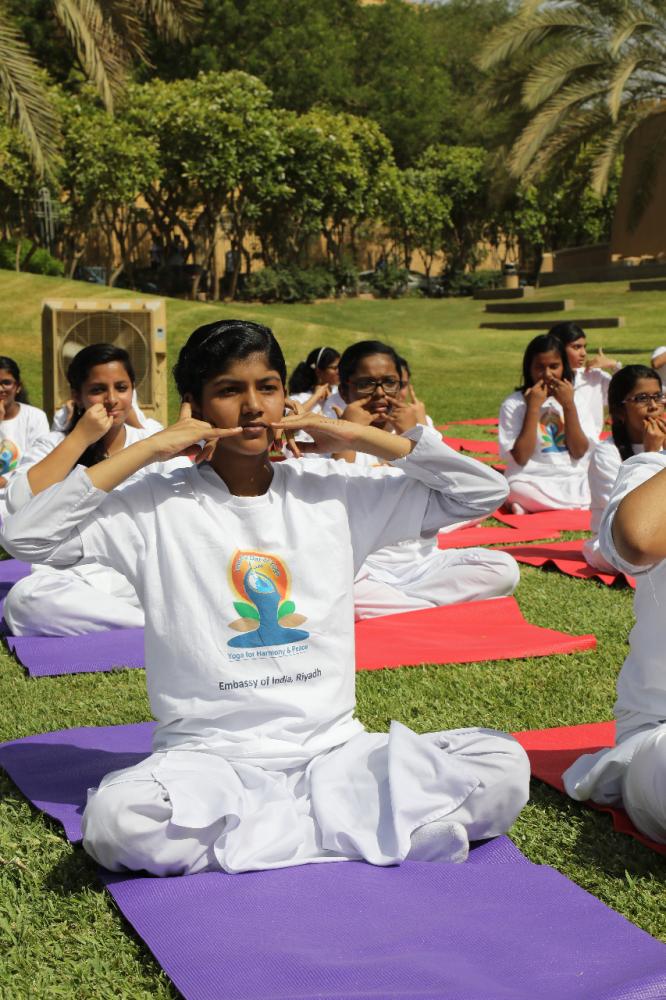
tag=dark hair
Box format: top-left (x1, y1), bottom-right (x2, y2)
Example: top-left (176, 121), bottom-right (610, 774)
top-left (66, 343), bottom-right (136, 467)
top-left (288, 346), bottom-right (340, 395)
top-left (0, 356), bottom-right (29, 403)
top-left (398, 356), bottom-right (412, 379)
top-left (608, 365), bottom-right (662, 462)
top-left (174, 320), bottom-right (286, 403)
top-left (338, 341), bottom-right (404, 387)
top-left (518, 333), bottom-right (574, 392)
top-left (549, 322), bottom-right (586, 347)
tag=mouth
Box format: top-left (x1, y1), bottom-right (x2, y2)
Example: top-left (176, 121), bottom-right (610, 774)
top-left (240, 422), bottom-right (268, 438)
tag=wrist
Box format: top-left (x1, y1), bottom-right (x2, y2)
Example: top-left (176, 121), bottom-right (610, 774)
top-left (71, 422), bottom-right (98, 450)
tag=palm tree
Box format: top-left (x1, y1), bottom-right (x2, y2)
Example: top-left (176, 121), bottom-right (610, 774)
top-left (479, 0), bottom-right (666, 195)
top-left (0, 0), bottom-right (200, 178)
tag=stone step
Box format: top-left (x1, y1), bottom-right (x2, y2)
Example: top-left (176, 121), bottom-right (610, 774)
top-left (479, 317), bottom-right (625, 331)
top-left (473, 286), bottom-right (536, 300)
top-left (629, 279), bottom-right (666, 292)
top-left (483, 299), bottom-right (574, 314)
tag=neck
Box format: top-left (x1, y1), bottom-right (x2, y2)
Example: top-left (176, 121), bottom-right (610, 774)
top-left (208, 448), bottom-right (274, 496)
top-left (3, 400), bottom-right (20, 419)
top-left (102, 423), bottom-right (126, 455)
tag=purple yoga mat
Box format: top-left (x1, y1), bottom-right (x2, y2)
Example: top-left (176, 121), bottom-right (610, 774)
top-left (5, 628), bottom-right (145, 678)
top-left (2, 723), bottom-right (666, 1000)
top-left (0, 558), bottom-right (31, 586)
top-left (102, 862), bottom-right (666, 1000)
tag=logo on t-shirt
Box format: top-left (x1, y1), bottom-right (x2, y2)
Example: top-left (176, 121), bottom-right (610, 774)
top-left (0, 438), bottom-right (19, 475)
top-left (539, 411), bottom-right (566, 453)
top-left (227, 549), bottom-right (310, 648)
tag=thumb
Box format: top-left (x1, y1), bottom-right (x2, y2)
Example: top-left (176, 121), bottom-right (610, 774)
top-left (179, 400), bottom-right (192, 421)
top-left (331, 405), bottom-right (344, 419)
top-left (408, 384), bottom-right (417, 402)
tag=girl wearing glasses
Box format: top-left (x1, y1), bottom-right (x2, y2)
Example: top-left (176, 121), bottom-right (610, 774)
top-left (3, 344), bottom-right (187, 637)
top-left (0, 356), bottom-right (48, 497)
top-left (564, 434), bottom-right (666, 845)
top-left (499, 334), bottom-right (595, 513)
top-left (1, 320), bottom-right (529, 875)
top-left (583, 366), bottom-right (665, 572)
top-left (333, 342), bottom-right (520, 619)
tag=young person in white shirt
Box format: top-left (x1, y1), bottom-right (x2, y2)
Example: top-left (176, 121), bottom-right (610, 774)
top-left (0, 356), bottom-right (49, 497)
top-left (563, 448), bottom-right (666, 843)
top-left (499, 333), bottom-right (594, 513)
top-left (551, 322), bottom-right (620, 442)
top-left (287, 346), bottom-right (340, 415)
top-left (331, 342), bottom-right (520, 620)
top-left (583, 366), bottom-right (666, 572)
top-left (1, 319), bottom-right (529, 876)
top-left (3, 343), bottom-right (185, 637)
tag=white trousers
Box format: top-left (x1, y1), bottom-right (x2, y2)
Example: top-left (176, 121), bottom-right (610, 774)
top-left (506, 478), bottom-right (589, 513)
top-left (354, 548), bottom-right (520, 620)
top-left (582, 536), bottom-right (615, 574)
top-left (81, 724), bottom-right (530, 875)
top-left (3, 565), bottom-right (144, 636)
top-left (621, 724), bottom-right (666, 844)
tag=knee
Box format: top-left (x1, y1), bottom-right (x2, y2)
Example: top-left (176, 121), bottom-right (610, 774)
top-left (622, 727), bottom-right (666, 843)
top-left (486, 551), bottom-right (520, 595)
top-left (82, 780), bottom-right (169, 872)
top-left (3, 578), bottom-right (39, 635)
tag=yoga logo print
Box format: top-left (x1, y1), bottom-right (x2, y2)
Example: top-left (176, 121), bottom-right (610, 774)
top-left (227, 549), bottom-right (310, 648)
top-left (538, 411), bottom-right (566, 453)
top-left (0, 438), bottom-right (19, 475)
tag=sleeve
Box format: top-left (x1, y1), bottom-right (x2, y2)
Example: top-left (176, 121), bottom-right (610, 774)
top-left (31, 408), bottom-right (50, 439)
top-left (588, 441), bottom-right (621, 535)
top-left (344, 425), bottom-right (509, 569)
top-left (498, 394), bottom-right (525, 457)
top-left (4, 433), bottom-right (63, 514)
top-left (0, 465), bottom-right (147, 589)
top-left (598, 453), bottom-right (666, 575)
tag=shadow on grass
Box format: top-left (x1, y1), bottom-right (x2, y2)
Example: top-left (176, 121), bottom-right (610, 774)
top-left (44, 843), bottom-right (103, 897)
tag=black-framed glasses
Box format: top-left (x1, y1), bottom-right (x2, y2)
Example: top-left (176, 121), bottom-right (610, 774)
top-left (348, 376), bottom-right (403, 396)
top-left (0, 379), bottom-right (17, 389)
top-left (622, 392), bottom-right (666, 405)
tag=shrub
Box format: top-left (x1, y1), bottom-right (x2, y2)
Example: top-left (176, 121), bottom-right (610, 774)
top-left (442, 269), bottom-right (502, 296)
top-left (0, 240), bottom-right (64, 277)
top-left (241, 265), bottom-right (335, 303)
top-left (369, 263), bottom-right (408, 298)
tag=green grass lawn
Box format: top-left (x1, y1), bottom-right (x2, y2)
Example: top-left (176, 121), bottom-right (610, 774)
top-left (0, 272), bottom-right (665, 997)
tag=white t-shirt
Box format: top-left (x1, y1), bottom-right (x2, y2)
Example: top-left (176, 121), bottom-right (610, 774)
top-left (498, 391), bottom-right (594, 507)
top-left (573, 367), bottom-right (611, 441)
top-left (0, 404), bottom-right (49, 481)
top-left (1, 426), bottom-right (508, 758)
top-left (563, 452), bottom-right (666, 804)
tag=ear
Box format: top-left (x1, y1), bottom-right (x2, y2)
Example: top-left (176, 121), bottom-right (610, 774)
top-left (184, 391), bottom-right (203, 420)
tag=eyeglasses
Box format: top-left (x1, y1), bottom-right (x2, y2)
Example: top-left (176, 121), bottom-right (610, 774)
top-left (0, 379), bottom-right (16, 389)
top-left (622, 392), bottom-right (666, 405)
top-left (348, 376), bottom-right (403, 396)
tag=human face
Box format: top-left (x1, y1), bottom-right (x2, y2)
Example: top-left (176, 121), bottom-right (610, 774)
top-left (529, 350), bottom-right (564, 389)
top-left (0, 369), bottom-right (21, 412)
top-left (618, 377), bottom-right (665, 442)
top-left (75, 361), bottom-right (134, 426)
top-left (565, 336), bottom-right (586, 370)
top-left (197, 352), bottom-right (285, 457)
top-left (342, 354), bottom-right (402, 427)
top-left (318, 357), bottom-right (340, 387)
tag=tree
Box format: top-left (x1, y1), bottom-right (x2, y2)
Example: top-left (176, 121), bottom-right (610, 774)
top-left (418, 145), bottom-right (490, 274)
top-left (382, 166), bottom-right (451, 276)
top-left (0, 0), bottom-right (201, 177)
top-left (126, 72), bottom-right (288, 299)
top-left (479, 0), bottom-right (666, 195)
top-left (55, 89), bottom-right (161, 283)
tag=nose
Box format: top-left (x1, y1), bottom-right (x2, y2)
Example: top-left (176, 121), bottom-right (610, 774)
top-left (241, 387), bottom-right (263, 413)
top-left (371, 382), bottom-right (387, 397)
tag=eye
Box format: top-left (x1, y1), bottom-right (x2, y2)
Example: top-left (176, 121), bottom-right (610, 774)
top-left (260, 384), bottom-right (279, 393)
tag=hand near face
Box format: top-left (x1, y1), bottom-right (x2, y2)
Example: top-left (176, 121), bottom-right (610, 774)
top-left (525, 380), bottom-right (549, 407)
top-left (77, 403), bottom-right (114, 444)
top-left (643, 416), bottom-right (666, 452)
top-left (548, 378), bottom-right (575, 406)
top-left (150, 401), bottom-right (243, 464)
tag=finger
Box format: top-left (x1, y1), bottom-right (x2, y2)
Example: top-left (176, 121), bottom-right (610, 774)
top-left (408, 384), bottom-right (417, 403)
top-left (179, 400), bottom-right (192, 421)
top-left (195, 440), bottom-right (218, 465)
top-left (331, 405), bottom-right (344, 419)
top-left (284, 398), bottom-right (301, 415)
top-left (285, 432), bottom-right (301, 459)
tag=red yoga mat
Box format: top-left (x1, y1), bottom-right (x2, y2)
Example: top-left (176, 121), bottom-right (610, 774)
top-left (493, 509), bottom-right (592, 532)
top-left (443, 436), bottom-right (500, 455)
top-left (437, 526), bottom-right (562, 549)
top-left (498, 540), bottom-right (635, 588)
top-left (513, 723), bottom-right (666, 856)
top-left (438, 418), bottom-right (499, 430)
top-left (354, 597), bottom-right (595, 671)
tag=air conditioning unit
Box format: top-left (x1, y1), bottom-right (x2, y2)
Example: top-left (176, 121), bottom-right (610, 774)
top-left (41, 299), bottom-right (168, 426)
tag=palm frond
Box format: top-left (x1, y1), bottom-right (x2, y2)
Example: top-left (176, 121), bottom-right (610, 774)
top-left (610, 9), bottom-right (659, 57)
top-left (509, 76), bottom-right (607, 175)
top-left (53, 0), bottom-right (128, 111)
top-left (137, 0), bottom-right (201, 42)
top-left (478, 4), bottom-right (596, 71)
top-left (521, 46), bottom-right (604, 110)
top-left (607, 54), bottom-right (641, 121)
top-left (0, 13), bottom-right (60, 178)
